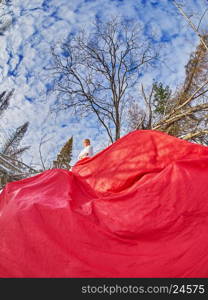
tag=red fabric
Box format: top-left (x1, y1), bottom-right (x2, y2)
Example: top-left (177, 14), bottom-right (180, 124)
top-left (0, 129), bottom-right (208, 277)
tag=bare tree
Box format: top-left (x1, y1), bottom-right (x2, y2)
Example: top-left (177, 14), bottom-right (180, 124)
top-left (127, 2), bottom-right (208, 145)
top-left (153, 2), bottom-right (208, 143)
top-left (50, 17), bottom-right (158, 143)
top-left (127, 57), bottom-right (208, 143)
top-left (173, 1), bottom-right (208, 51)
top-left (152, 42), bottom-right (208, 144)
top-left (37, 133), bottom-right (54, 171)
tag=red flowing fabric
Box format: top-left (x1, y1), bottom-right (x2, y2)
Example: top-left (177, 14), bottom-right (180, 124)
top-left (0, 129), bottom-right (208, 278)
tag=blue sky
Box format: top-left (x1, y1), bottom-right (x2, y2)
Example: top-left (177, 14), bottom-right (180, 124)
top-left (0, 0), bottom-right (207, 168)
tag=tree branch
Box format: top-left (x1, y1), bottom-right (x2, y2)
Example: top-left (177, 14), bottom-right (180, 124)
top-left (179, 129), bottom-right (208, 140)
top-left (173, 1), bottom-right (208, 51)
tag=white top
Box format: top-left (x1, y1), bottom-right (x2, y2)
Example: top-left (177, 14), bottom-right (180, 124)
top-left (78, 145), bottom-right (93, 160)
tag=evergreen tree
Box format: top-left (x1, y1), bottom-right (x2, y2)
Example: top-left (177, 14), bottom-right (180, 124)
top-left (0, 91), bottom-right (35, 188)
top-left (53, 137), bottom-right (73, 170)
top-left (152, 82), bottom-right (172, 117)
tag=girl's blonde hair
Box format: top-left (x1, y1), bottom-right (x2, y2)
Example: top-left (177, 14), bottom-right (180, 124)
top-left (84, 139), bottom-right (90, 144)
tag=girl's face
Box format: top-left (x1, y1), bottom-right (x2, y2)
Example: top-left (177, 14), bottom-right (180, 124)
top-left (83, 141), bottom-right (89, 147)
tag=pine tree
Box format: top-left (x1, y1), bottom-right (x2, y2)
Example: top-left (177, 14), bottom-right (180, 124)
top-left (152, 82), bottom-right (172, 117)
top-left (0, 89), bottom-right (13, 117)
top-left (0, 5), bottom-right (37, 188)
top-left (53, 137), bottom-right (73, 170)
top-left (0, 0), bottom-right (13, 35)
top-left (1, 122), bottom-right (30, 158)
top-left (0, 91), bottom-right (35, 188)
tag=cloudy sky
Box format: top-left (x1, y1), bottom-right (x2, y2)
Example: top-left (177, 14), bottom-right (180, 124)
top-left (0, 0), bottom-right (207, 168)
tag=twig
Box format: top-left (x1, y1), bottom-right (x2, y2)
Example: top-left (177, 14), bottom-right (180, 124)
top-left (173, 1), bottom-right (208, 51)
top-left (197, 8), bottom-right (208, 31)
top-left (179, 129), bottom-right (208, 140)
